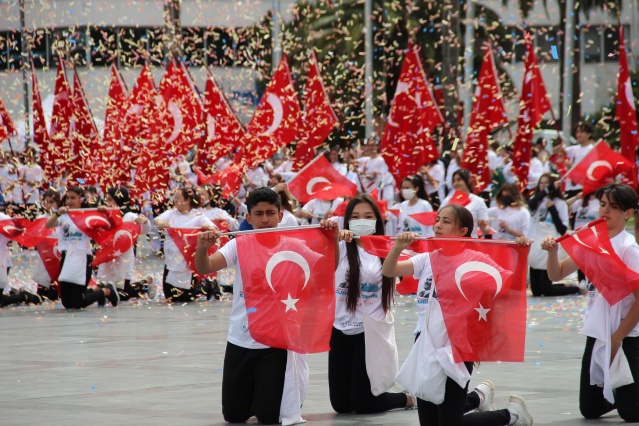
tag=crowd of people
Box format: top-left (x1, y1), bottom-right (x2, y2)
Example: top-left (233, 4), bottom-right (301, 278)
top-left (1, 119), bottom-right (639, 425)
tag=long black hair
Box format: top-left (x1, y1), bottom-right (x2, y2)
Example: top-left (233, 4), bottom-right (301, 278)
top-left (107, 186), bottom-right (136, 215)
top-left (343, 194), bottom-right (394, 314)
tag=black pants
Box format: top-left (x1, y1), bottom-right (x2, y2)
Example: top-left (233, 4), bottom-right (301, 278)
top-left (221, 341), bottom-right (287, 424)
top-left (580, 336), bottom-right (639, 422)
top-left (429, 192), bottom-right (441, 211)
top-left (59, 253), bottom-right (103, 310)
top-left (417, 361), bottom-right (511, 425)
top-left (530, 267), bottom-right (579, 297)
top-left (162, 267), bottom-right (204, 303)
top-left (1, 268), bottom-right (25, 307)
top-left (117, 279), bottom-right (148, 301)
top-left (328, 328), bottom-right (407, 414)
top-left (37, 284), bottom-right (59, 301)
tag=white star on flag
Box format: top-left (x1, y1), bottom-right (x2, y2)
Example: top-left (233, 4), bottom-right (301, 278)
top-left (475, 303), bottom-right (491, 322)
top-left (281, 293), bottom-right (300, 312)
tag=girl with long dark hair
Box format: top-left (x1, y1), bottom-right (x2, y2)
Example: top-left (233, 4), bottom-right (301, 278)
top-left (397, 175), bottom-right (433, 236)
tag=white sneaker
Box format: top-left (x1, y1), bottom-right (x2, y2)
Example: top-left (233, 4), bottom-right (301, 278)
top-left (507, 395), bottom-right (533, 426)
top-left (474, 380), bottom-right (495, 412)
top-left (145, 275), bottom-right (157, 300)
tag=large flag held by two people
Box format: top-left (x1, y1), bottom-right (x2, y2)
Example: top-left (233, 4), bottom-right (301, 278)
top-left (360, 235), bottom-right (529, 362)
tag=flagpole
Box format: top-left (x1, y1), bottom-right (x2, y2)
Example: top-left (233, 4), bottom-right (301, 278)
top-left (219, 224), bottom-right (321, 236)
top-left (354, 236), bottom-right (522, 245)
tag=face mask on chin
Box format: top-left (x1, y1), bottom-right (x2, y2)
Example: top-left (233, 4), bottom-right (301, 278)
top-left (348, 219), bottom-right (377, 236)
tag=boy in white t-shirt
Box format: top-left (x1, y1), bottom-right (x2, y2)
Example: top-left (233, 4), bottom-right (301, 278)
top-left (194, 188), bottom-right (310, 424)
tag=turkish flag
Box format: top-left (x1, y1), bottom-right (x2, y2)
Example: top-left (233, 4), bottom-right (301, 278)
top-left (198, 72), bottom-right (245, 174)
top-left (616, 26), bottom-right (639, 188)
top-left (0, 217), bottom-right (54, 247)
top-left (292, 52), bottom-right (339, 171)
top-left (31, 62), bottom-right (54, 181)
top-left (563, 140), bottom-right (635, 194)
top-left (380, 44), bottom-right (443, 184)
top-left (66, 209), bottom-right (124, 244)
top-left (448, 190), bottom-right (471, 207)
top-left (557, 219), bottom-right (639, 306)
top-left (425, 237), bottom-right (528, 362)
top-left (49, 59), bottom-right (73, 181)
top-left (69, 68), bottom-right (102, 185)
top-left (0, 98), bottom-right (17, 142)
top-left (409, 211), bottom-right (438, 226)
top-left (194, 163), bottom-right (244, 199)
top-left (166, 228), bottom-right (224, 277)
top-left (512, 33), bottom-right (552, 191)
top-left (237, 227), bottom-right (336, 353)
top-left (101, 64), bottom-right (131, 187)
top-left (240, 55), bottom-right (301, 169)
top-left (158, 59), bottom-right (205, 156)
top-left (462, 45), bottom-right (508, 193)
top-left (287, 154), bottom-right (357, 203)
top-left (36, 238), bottom-right (61, 283)
top-left (388, 208), bottom-right (400, 219)
top-left (359, 235), bottom-right (427, 260)
top-left (117, 65), bottom-right (157, 172)
top-left (92, 222), bottom-right (142, 266)
top-left (397, 276), bottom-right (419, 295)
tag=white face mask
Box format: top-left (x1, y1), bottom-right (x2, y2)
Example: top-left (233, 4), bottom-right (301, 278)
top-left (402, 189), bottom-right (416, 200)
top-left (348, 219), bottom-right (377, 236)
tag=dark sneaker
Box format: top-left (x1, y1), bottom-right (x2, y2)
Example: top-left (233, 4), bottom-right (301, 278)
top-left (105, 283), bottom-right (120, 307)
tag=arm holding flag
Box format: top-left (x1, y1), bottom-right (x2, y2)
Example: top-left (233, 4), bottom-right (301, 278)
top-left (195, 230), bottom-right (227, 274)
top-left (381, 232), bottom-right (420, 278)
top-left (45, 206), bottom-right (67, 228)
top-left (319, 219), bottom-right (340, 268)
top-left (541, 235), bottom-right (578, 282)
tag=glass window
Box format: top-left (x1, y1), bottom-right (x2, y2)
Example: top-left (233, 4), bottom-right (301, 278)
top-left (582, 25), bottom-right (602, 63)
top-left (118, 27), bottom-right (148, 67)
top-left (50, 28), bottom-right (69, 67)
top-left (206, 27), bottom-right (234, 67)
top-left (603, 24), bottom-right (631, 62)
top-left (147, 27), bottom-right (164, 67)
top-left (182, 27), bottom-right (204, 66)
top-left (90, 26), bottom-right (116, 67)
top-left (535, 26), bottom-right (560, 63)
top-left (68, 27), bottom-right (88, 67)
top-left (29, 28), bottom-right (49, 69)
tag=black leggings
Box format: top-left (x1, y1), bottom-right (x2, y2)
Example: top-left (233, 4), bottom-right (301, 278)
top-left (162, 267), bottom-right (204, 303)
top-left (59, 253), bottom-right (103, 309)
top-left (530, 267), bottom-right (579, 297)
top-left (221, 341), bottom-right (288, 424)
top-left (118, 279), bottom-right (148, 301)
top-left (580, 336), bottom-right (639, 422)
top-left (416, 361), bottom-right (511, 425)
top-left (328, 327), bottom-right (407, 414)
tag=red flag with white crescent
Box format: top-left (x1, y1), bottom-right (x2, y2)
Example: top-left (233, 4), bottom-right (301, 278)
top-left (92, 222), bottom-right (142, 266)
top-left (287, 154), bottom-right (357, 203)
top-left (563, 140), bottom-right (635, 194)
top-left (616, 27), bottom-right (639, 187)
top-left (462, 45), bottom-right (508, 193)
top-left (194, 163), bottom-right (244, 199)
top-left (292, 52), bottom-right (339, 171)
top-left (512, 33), bottom-right (552, 191)
top-left (166, 228), bottom-right (221, 277)
top-left (236, 227), bottom-right (336, 353)
top-left (36, 238), bottom-right (61, 283)
top-left (380, 44), bottom-right (443, 184)
top-left (557, 219), bottom-right (639, 306)
top-left (0, 98), bottom-right (17, 142)
top-left (240, 55), bottom-right (301, 169)
top-left (0, 217), bottom-right (54, 248)
top-left (66, 209), bottom-right (124, 244)
top-left (198, 73), bottom-right (246, 174)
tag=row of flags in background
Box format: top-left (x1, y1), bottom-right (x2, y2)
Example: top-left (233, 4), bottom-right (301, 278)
top-left (0, 27), bottom-right (637, 199)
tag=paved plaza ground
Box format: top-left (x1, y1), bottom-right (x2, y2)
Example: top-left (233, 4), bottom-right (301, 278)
top-left (0, 242), bottom-right (632, 425)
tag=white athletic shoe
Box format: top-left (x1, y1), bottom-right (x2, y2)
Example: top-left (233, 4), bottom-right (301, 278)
top-left (474, 380), bottom-right (495, 412)
top-left (507, 395), bottom-right (533, 426)
top-left (146, 275), bottom-right (157, 300)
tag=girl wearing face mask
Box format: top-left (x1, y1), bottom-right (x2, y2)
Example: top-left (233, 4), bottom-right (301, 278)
top-left (487, 184), bottom-right (530, 241)
top-left (440, 168), bottom-right (491, 238)
top-left (321, 194), bottom-right (415, 414)
top-left (397, 175), bottom-right (433, 237)
top-left (382, 205), bottom-right (533, 426)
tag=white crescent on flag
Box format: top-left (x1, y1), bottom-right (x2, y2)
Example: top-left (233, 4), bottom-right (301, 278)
top-left (165, 101), bottom-right (184, 145)
top-left (306, 177), bottom-right (331, 195)
top-left (260, 94), bottom-right (284, 136)
top-left (387, 82), bottom-right (410, 128)
top-left (586, 160), bottom-right (613, 181)
top-left (206, 113), bottom-right (216, 143)
top-left (84, 215), bottom-right (111, 229)
top-left (265, 250), bottom-right (311, 292)
top-left (454, 261), bottom-right (503, 301)
top-left (113, 229), bottom-right (134, 247)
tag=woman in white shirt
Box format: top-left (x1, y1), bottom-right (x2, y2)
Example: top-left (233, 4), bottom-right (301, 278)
top-left (45, 186), bottom-right (119, 309)
top-left (487, 184), bottom-right (530, 241)
top-left (397, 175), bottom-right (433, 237)
top-left (440, 168), bottom-right (490, 238)
top-left (155, 188), bottom-right (215, 303)
top-left (97, 187), bottom-right (156, 301)
top-left (526, 173), bottom-right (576, 296)
top-left (323, 194), bottom-right (415, 414)
top-left (542, 184), bottom-right (639, 422)
top-left (198, 184), bottom-right (240, 231)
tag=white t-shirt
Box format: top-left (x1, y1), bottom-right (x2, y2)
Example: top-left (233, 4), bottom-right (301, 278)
top-left (333, 241), bottom-right (387, 335)
top-left (487, 206), bottom-right (530, 241)
top-left (332, 162), bottom-right (348, 176)
top-left (445, 159), bottom-right (460, 192)
top-left (397, 199), bottom-right (434, 236)
top-left (358, 156), bottom-right (388, 193)
top-left (56, 213), bottom-right (93, 254)
top-left (584, 231), bottom-right (639, 337)
top-left (157, 209), bottom-right (214, 272)
top-left (219, 236), bottom-right (322, 349)
top-left (424, 161), bottom-right (445, 201)
top-left (527, 157), bottom-right (544, 190)
top-left (410, 253), bottom-right (435, 335)
top-left (440, 193), bottom-right (489, 238)
top-left (527, 197), bottom-right (569, 238)
top-left (16, 164), bottom-right (43, 204)
top-left (571, 198), bottom-right (600, 231)
top-left (0, 212), bottom-right (12, 271)
top-left (565, 144), bottom-right (595, 191)
top-left (279, 209), bottom-right (299, 228)
top-left (201, 207), bottom-right (240, 231)
top-left (301, 198), bottom-right (343, 225)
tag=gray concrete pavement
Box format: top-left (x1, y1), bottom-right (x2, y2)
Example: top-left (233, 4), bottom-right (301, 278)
top-left (0, 244), bottom-right (630, 425)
